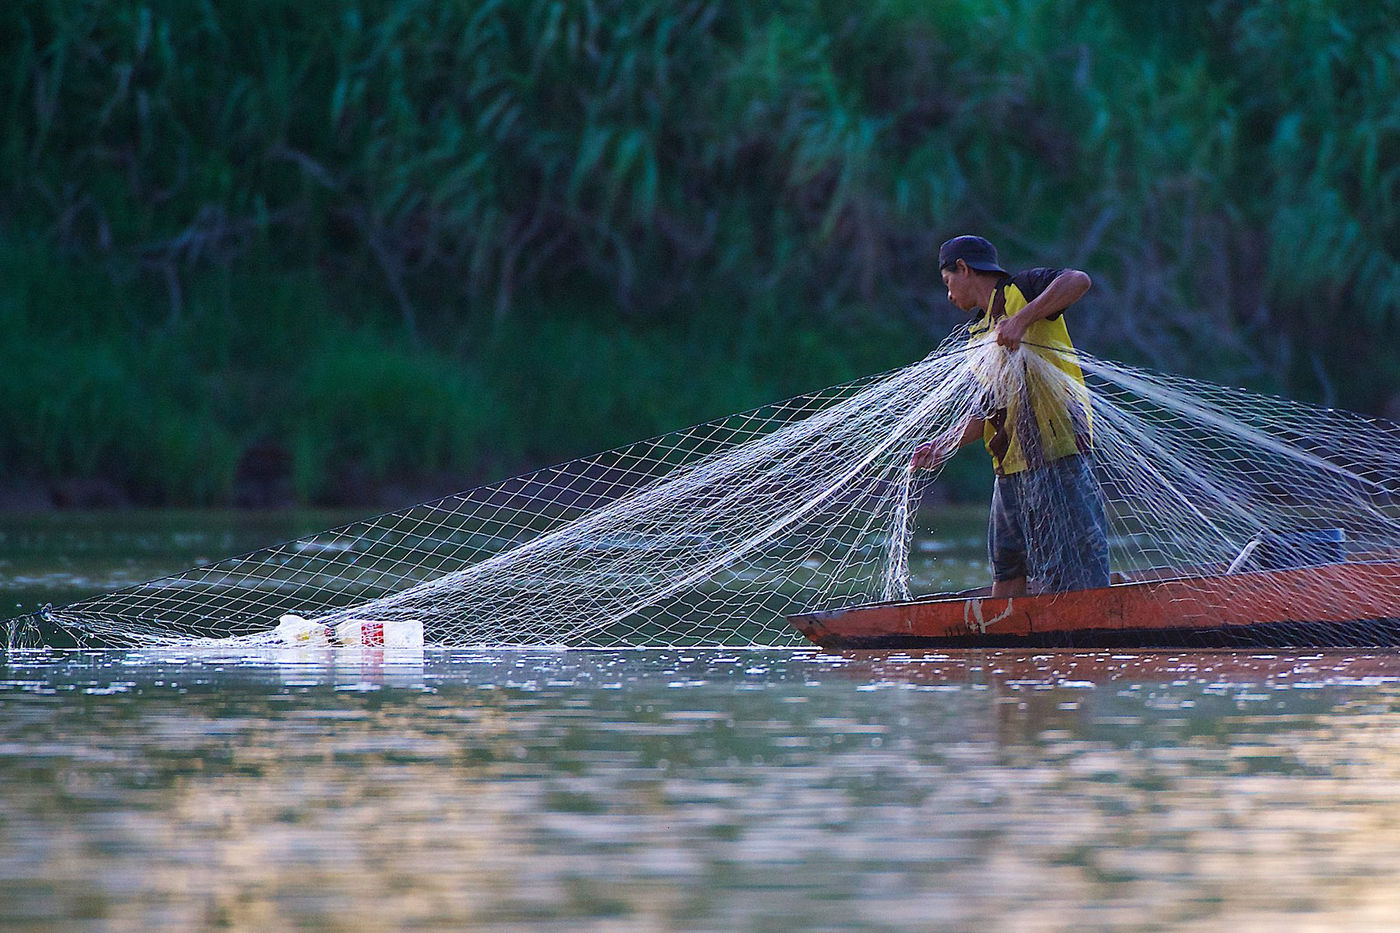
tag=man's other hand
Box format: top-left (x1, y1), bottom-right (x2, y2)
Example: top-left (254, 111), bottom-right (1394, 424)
top-left (910, 440), bottom-right (949, 471)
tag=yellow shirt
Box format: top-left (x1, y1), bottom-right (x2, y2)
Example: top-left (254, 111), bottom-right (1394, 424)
top-left (967, 271), bottom-right (1092, 475)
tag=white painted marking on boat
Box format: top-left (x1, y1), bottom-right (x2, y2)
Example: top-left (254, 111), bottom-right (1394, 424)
top-left (964, 598), bottom-right (1014, 634)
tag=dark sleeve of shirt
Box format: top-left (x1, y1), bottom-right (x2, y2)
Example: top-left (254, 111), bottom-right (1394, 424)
top-left (1010, 267), bottom-right (1068, 318)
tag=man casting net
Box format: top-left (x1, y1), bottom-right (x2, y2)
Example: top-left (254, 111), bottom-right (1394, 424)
top-left (8, 330), bottom-right (1400, 649)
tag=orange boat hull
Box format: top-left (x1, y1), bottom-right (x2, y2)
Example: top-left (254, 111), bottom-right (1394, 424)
top-left (789, 562), bottom-right (1400, 648)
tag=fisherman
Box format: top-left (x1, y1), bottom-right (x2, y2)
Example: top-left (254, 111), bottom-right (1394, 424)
top-left (911, 234), bottom-right (1110, 597)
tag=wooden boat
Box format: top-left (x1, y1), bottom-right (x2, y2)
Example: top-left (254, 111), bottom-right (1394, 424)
top-left (789, 560), bottom-right (1400, 649)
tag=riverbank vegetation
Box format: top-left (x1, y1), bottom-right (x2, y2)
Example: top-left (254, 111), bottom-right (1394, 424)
top-left (3, 0), bottom-right (1397, 505)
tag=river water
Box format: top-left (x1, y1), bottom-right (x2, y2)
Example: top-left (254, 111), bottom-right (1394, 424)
top-left (5, 514), bottom-right (1400, 930)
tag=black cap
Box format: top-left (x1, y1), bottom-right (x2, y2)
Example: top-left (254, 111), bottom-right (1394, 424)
top-left (938, 235), bottom-right (1007, 275)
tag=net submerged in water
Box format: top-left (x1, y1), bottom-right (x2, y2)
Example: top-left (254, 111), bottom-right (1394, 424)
top-left (8, 332), bottom-right (1400, 649)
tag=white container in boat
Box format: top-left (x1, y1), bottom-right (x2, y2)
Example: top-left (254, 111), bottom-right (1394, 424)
top-left (278, 614), bottom-right (331, 646)
top-left (333, 618), bottom-right (424, 648)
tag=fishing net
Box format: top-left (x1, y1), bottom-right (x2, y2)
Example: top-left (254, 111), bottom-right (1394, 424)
top-left (7, 330), bottom-right (1400, 649)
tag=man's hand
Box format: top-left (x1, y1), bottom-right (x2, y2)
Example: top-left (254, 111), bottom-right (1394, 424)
top-left (911, 417), bottom-right (985, 471)
top-left (994, 314), bottom-right (1029, 351)
top-left (910, 439), bottom-right (953, 471)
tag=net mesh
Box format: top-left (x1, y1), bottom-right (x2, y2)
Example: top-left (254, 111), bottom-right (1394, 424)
top-left (8, 330), bottom-right (1400, 649)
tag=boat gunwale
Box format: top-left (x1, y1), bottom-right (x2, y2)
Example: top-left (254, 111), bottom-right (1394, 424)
top-left (797, 552), bottom-right (1400, 620)
top-left (788, 556), bottom-right (1400, 649)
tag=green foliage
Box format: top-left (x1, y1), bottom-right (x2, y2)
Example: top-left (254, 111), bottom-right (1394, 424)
top-left (289, 333), bottom-right (505, 500)
top-left (2, 0), bottom-right (1398, 504)
top-left (0, 240), bottom-right (242, 503)
top-left (484, 304), bottom-right (910, 464)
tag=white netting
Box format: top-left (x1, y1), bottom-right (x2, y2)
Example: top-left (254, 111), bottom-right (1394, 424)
top-left (8, 329), bottom-right (1400, 648)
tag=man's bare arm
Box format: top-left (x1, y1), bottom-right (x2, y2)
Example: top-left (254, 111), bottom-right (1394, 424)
top-left (910, 417), bottom-right (985, 470)
top-left (995, 270), bottom-right (1091, 350)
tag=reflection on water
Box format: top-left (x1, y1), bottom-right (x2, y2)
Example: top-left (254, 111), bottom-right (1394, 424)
top-left (0, 510), bottom-right (367, 618)
top-left (4, 648), bottom-right (1400, 930)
